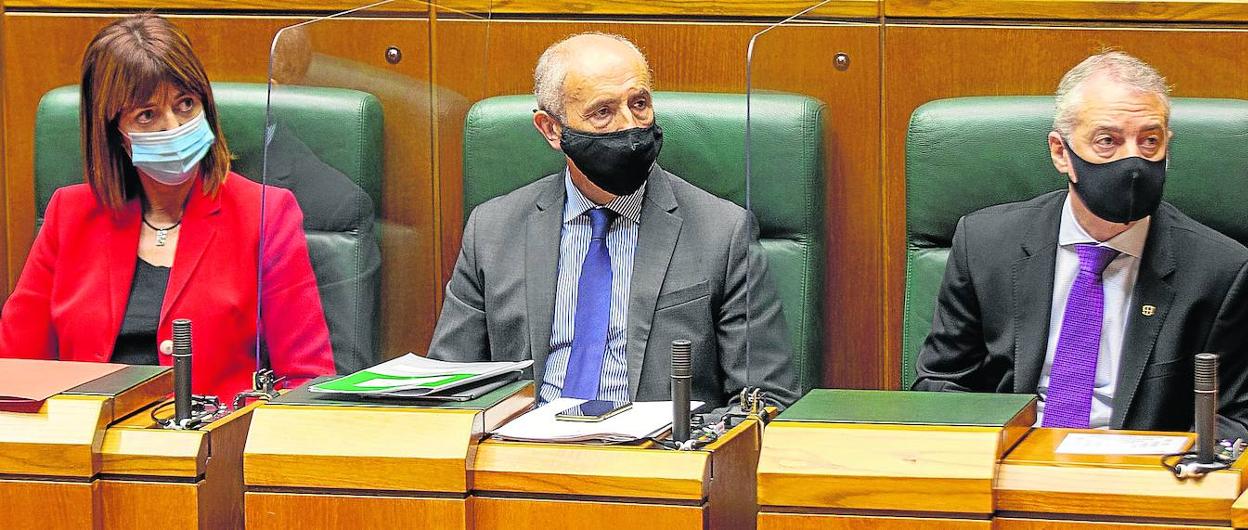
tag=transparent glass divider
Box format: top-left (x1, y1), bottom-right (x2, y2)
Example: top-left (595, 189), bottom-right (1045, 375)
top-left (259, 0), bottom-right (492, 390)
top-left (745, 2), bottom-right (832, 407)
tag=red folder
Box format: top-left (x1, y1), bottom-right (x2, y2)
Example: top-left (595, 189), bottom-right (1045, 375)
top-left (0, 359), bottom-right (126, 413)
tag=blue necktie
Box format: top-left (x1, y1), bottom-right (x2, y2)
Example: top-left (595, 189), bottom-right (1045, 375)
top-left (562, 207), bottom-right (618, 399)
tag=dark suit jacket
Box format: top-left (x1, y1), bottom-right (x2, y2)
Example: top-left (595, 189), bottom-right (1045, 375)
top-left (428, 165), bottom-right (799, 409)
top-left (914, 190), bottom-right (1248, 438)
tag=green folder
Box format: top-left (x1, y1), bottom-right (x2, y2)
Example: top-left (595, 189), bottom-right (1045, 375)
top-left (776, 389), bottom-right (1036, 427)
top-left (272, 375), bottom-right (528, 410)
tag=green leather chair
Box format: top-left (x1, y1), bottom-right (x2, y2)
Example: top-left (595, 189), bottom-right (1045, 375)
top-left (33, 82), bottom-right (383, 373)
top-left (462, 92), bottom-right (826, 393)
top-left (903, 96), bottom-right (1248, 389)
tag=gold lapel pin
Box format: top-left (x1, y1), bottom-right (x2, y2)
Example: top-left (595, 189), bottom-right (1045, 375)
top-left (1142, 305), bottom-right (1156, 317)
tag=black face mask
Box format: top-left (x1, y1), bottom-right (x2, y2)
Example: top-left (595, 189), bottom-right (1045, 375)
top-left (559, 122), bottom-right (663, 196)
top-left (1063, 138), bottom-right (1167, 223)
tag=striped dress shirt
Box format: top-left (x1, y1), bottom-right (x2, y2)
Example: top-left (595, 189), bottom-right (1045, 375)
top-left (538, 171), bottom-right (645, 404)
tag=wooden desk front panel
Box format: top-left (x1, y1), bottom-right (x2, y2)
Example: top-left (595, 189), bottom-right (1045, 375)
top-left (245, 491), bottom-right (468, 530)
top-left (759, 512), bottom-right (991, 529)
top-left (996, 517), bottom-right (1227, 530)
top-left (99, 480), bottom-right (200, 530)
top-left (0, 479), bottom-right (96, 530)
top-left (472, 495), bottom-right (704, 529)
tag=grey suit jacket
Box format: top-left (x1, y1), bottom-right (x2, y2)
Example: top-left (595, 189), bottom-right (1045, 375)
top-left (914, 190), bottom-right (1248, 438)
top-left (428, 165), bottom-right (799, 409)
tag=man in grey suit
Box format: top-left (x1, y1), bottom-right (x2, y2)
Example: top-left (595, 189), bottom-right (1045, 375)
top-left (428, 33), bottom-right (798, 410)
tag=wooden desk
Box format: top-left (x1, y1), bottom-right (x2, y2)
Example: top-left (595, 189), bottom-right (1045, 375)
top-left (96, 398), bottom-right (260, 530)
top-left (997, 428), bottom-right (1246, 529)
top-left (0, 365), bottom-right (169, 530)
top-left (1232, 484), bottom-right (1248, 528)
top-left (756, 390), bottom-right (1035, 529)
top-left (242, 379), bottom-right (534, 530)
top-left (470, 415), bottom-right (763, 530)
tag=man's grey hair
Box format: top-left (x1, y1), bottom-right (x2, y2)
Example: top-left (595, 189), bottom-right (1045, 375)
top-left (1053, 51), bottom-right (1171, 138)
top-left (533, 32), bottom-right (651, 121)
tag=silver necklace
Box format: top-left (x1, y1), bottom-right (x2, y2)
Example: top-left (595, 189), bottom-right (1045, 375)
top-left (142, 217), bottom-right (182, 247)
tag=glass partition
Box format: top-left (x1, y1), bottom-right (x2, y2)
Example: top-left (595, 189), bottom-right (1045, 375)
top-left (459, 19), bottom-right (761, 413)
top-left (745, 2), bottom-right (832, 405)
top-left (260, 1), bottom-right (492, 385)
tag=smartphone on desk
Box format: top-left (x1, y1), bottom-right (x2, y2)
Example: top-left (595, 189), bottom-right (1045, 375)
top-left (555, 400), bottom-right (632, 422)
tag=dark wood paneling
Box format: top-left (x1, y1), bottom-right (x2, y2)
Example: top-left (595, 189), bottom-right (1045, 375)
top-left (882, 23), bottom-right (1248, 389)
top-left (435, 20), bottom-right (884, 388)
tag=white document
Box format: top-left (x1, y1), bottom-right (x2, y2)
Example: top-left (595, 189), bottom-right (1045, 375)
top-left (491, 398), bottom-right (705, 444)
top-left (1055, 433), bottom-right (1189, 455)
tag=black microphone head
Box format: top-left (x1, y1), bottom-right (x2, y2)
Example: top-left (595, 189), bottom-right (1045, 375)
top-left (671, 339), bottom-right (691, 378)
top-left (172, 318), bottom-right (192, 356)
top-left (1195, 353), bottom-right (1217, 392)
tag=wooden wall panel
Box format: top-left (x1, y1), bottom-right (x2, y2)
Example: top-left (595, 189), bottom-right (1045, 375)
top-left (435, 20), bottom-right (883, 388)
top-left (448, 0), bottom-right (878, 18)
top-left (0, 4), bottom-right (7, 292)
top-left (277, 16), bottom-right (439, 358)
top-left (885, 0), bottom-right (1248, 22)
top-left (2, 0), bottom-right (875, 19)
top-left (3, 0), bottom-right (428, 11)
top-left (882, 24), bottom-right (1248, 389)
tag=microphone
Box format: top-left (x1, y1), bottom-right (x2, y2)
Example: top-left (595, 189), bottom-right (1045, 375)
top-left (172, 319), bottom-right (193, 424)
top-left (1195, 353), bottom-right (1218, 464)
top-left (671, 339), bottom-right (692, 443)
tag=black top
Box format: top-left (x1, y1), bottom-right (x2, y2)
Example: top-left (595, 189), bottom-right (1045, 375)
top-left (111, 258), bottom-right (170, 366)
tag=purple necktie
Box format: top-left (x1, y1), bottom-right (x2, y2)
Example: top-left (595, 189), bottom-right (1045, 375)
top-left (562, 207), bottom-right (617, 399)
top-left (1043, 243), bottom-right (1120, 428)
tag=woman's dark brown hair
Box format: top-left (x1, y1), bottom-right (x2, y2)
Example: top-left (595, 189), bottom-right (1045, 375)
top-left (80, 14), bottom-right (231, 210)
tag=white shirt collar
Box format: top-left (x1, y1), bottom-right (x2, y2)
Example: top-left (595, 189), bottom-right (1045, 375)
top-left (1058, 193), bottom-right (1150, 259)
top-left (561, 167), bottom-right (647, 225)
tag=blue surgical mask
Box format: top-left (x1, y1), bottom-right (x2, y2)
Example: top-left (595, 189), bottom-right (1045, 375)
top-left (125, 110), bottom-right (215, 186)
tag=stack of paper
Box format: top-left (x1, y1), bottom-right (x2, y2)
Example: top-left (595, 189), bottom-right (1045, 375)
top-left (491, 398), bottom-right (704, 444)
top-left (1055, 433), bottom-right (1189, 455)
top-left (309, 354), bottom-right (533, 397)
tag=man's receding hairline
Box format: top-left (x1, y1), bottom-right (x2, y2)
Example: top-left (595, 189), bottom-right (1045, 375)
top-left (533, 32), bottom-right (651, 120)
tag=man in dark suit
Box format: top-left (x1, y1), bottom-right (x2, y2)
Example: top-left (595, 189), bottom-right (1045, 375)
top-left (913, 51), bottom-right (1248, 438)
top-left (427, 33), bottom-right (798, 410)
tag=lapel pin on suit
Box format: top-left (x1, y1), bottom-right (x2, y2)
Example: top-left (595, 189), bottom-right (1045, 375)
top-left (1142, 304), bottom-right (1157, 317)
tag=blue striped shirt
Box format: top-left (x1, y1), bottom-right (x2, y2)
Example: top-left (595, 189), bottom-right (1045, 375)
top-left (538, 171), bottom-right (645, 404)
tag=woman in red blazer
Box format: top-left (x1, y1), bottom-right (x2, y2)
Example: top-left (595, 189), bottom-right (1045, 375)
top-left (0, 14), bottom-right (334, 400)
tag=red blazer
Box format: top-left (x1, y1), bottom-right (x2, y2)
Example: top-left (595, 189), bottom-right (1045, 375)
top-left (0, 173), bottom-right (335, 399)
